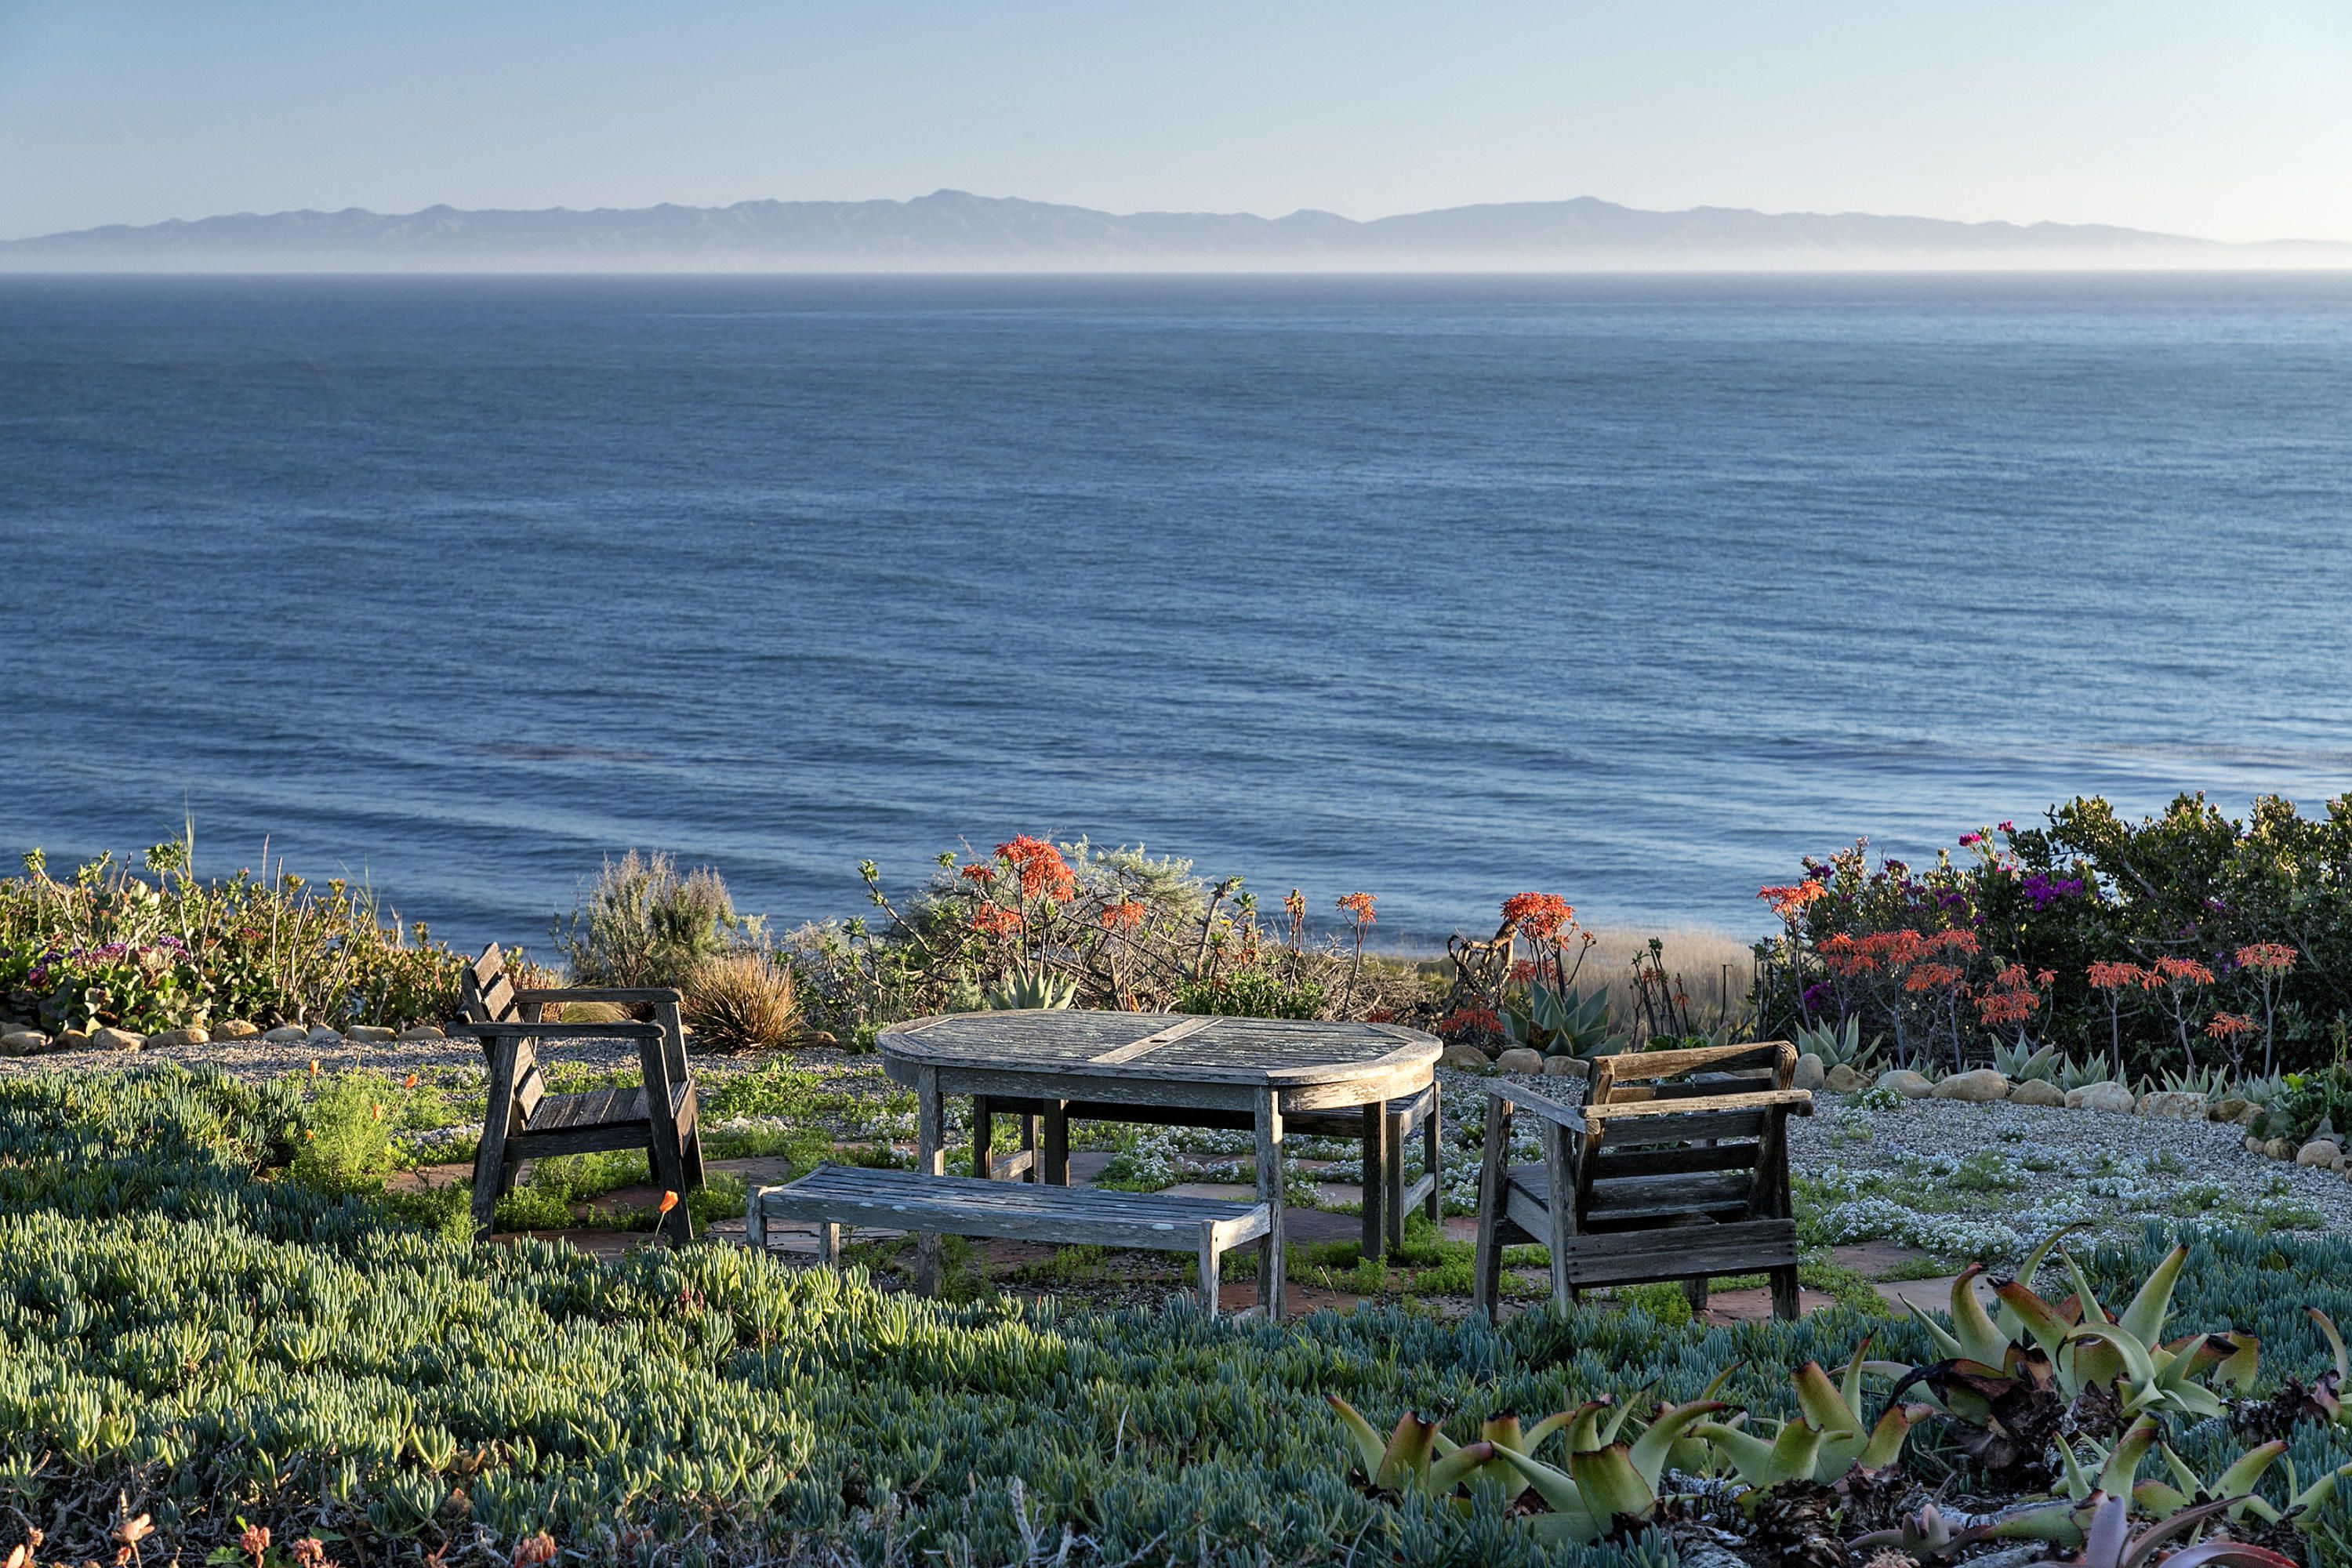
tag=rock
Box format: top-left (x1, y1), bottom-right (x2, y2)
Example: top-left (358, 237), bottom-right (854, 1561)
top-left (1825, 1063), bottom-right (1865, 1094)
top-left (797, 1029), bottom-right (839, 1048)
top-left (1931, 1069), bottom-right (2011, 1102)
top-left (212, 1018), bottom-right (262, 1040)
top-left (0, 1030), bottom-right (51, 1056)
top-left (55, 1030), bottom-right (92, 1051)
top-left (1541, 1054), bottom-right (1584, 1077)
top-left (89, 1026), bottom-right (143, 1051)
top-left (306, 1025), bottom-right (344, 1045)
top-left (2067, 1081), bottom-right (2137, 1114)
top-left (1876, 1069), bottom-right (1934, 1099)
top-left (2298, 1140), bottom-right (2343, 1167)
top-left (397, 1024), bottom-right (446, 1040)
top-left (1495, 1047), bottom-right (1545, 1075)
top-left (1792, 1053), bottom-right (1828, 1091)
top-left (2212, 1098), bottom-right (2252, 1125)
top-left (262, 1025), bottom-right (309, 1043)
top-left (1440, 1043), bottom-right (1492, 1071)
top-left (2264, 1137), bottom-right (2297, 1161)
top-left (2009, 1078), bottom-right (2067, 1106)
top-left (344, 1025), bottom-right (396, 1044)
top-left (2139, 1091), bottom-right (2210, 1121)
top-left (2247, 1134), bottom-right (2267, 1152)
top-left (143, 1026), bottom-right (209, 1049)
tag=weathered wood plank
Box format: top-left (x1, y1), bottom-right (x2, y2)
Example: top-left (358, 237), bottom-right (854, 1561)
top-left (1599, 1042), bottom-right (1792, 1083)
top-left (1591, 1142), bottom-right (1759, 1181)
top-left (1255, 1086), bottom-right (1285, 1322)
top-left (1087, 1014), bottom-right (1221, 1065)
top-left (754, 1165), bottom-right (1271, 1254)
top-left (1553, 1220), bottom-right (1799, 1284)
top-left (1586, 1088), bottom-right (1813, 1120)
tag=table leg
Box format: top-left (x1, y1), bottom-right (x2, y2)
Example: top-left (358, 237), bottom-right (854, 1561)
top-left (1359, 1102), bottom-right (1386, 1261)
top-left (1043, 1099), bottom-right (1070, 1185)
top-left (914, 1067), bottom-right (945, 1294)
top-left (1254, 1087), bottom-right (1285, 1320)
top-left (1385, 1102), bottom-right (1408, 1254)
top-left (971, 1095), bottom-right (993, 1180)
top-left (1021, 1109), bottom-right (1039, 1184)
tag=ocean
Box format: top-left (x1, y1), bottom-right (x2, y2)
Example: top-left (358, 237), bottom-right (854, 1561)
top-left (3, 272), bottom-right (2349, 950)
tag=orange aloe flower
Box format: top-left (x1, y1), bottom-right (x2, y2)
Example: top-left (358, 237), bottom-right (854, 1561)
top-left (1336, 891), bottom-right (1377, 926)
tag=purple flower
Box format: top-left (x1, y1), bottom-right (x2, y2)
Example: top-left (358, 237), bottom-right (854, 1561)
top-left (2020, 873), bottom-right (2084, 910)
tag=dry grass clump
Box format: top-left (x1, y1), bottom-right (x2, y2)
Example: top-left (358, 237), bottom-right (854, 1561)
top-left (1577, 924), bottom-right (1761, 1035)
top-left (683, 953), bottom-right (803, 1051)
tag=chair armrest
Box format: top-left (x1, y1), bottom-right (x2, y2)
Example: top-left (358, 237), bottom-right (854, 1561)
top-left (514, 987), bottom-right (684, 1006)
top-left (452, 1021), bottom-right (664, 1040)
top-left (1586, 1088), bottom-right (1814, 1120)
top-left (1486, 1079), bottom-right (1590, 1134)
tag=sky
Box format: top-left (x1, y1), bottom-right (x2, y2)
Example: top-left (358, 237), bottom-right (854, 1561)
top-left (3, 1), bottom-right (2350, 244)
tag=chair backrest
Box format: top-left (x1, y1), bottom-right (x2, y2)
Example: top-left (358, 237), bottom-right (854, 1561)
top-left (1571, 1042), bottom-right (1802, 1228)
top-left (1586, 1040), bottom-right (1794, 1106)
top-left (460, 943), bottom-right (532, 1026)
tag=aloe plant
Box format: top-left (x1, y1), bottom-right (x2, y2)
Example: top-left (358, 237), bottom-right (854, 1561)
top-left (1795, 1015), bottom-right (1879, 1073)
top-left (982, 965), bottom-right (1077, 1010)
top-left (1887, 1236), bottom-right (2259, 1468)
top-left (1690, 1339), bottom-right (1928, 1500)
top-left (1500, 981), bottom-right (1624, 1057)
top-left (1326, 1396), bottom-right (1497, 1494)
top-left (1853, 1494), bottom-right (2295, 1567)
top-left (1992, 1037), bottom-right (2063, 1083)
top-left (1484, 1396), bottom-right (1722, 1544)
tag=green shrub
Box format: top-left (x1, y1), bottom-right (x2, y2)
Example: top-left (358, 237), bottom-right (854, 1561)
top-left (0, 833), bottom-right (461, 1033)
top-left (1173, 965), bottom-right (1327, 1018)
top-left (290, 1072), bottom-right (398, 1194)
top-left (552, 848), bottom-right (756, 989)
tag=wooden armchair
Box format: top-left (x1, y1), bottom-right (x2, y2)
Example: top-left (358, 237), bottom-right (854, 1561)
top-left (452, 943), bottom-right (704, 1244)
top-left (1471, 1041), bottom-right (1811, 1322)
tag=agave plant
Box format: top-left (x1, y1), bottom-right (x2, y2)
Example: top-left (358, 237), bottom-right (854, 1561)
top-left (1500, 982), bottom-right (1624, 1058)
top-left (2058, 1052), bottom-right (2117, 1091)
top-left (2158, 1064), bottom-right (2230, 1103)
top-left (1795, 1015), bottom-right (1880, 1073)
top-left (982, 966), bottom-right (1078, 1011)
top-left (1992, 1038), bottom-right (2063, 1083)
top-left (1886, 1235), bottom-right (2259, 1468)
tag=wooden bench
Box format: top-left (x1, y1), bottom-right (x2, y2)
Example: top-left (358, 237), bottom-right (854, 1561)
top-left (965, 1081), bottom-right (1439, 1259)
top-left (453, 943), bottom-right (705, 1245)
top-left (1471, 1041), bottom-right (1812, 1322)
top-left (746, 1163), bottom-right (1272, 1317)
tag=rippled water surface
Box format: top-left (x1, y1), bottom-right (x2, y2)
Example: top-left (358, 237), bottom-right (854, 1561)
top-left (4, 273), bottom-right (2349, 946)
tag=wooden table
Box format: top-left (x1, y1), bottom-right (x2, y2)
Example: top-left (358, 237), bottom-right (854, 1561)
top-left (877, 1010), bottom-right (1441, 1319)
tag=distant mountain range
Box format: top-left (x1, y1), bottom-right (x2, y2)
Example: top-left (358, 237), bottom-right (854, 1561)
top-left (7, 190), bottom-right (2348, 271)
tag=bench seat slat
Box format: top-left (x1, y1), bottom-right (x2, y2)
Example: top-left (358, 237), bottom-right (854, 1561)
top-left (755, 1164), bottom-right (1272, 1253)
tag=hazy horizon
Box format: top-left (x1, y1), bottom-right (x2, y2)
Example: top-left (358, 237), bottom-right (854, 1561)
top-left (5, 2), bottom-right (2350, 248)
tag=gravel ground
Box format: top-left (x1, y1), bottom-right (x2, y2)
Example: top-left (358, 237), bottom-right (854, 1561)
top-left (1787, 1090), bottom-right (2352, 1256)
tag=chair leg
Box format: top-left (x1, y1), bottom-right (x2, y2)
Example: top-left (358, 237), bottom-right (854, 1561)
top-left (1042, 1101), bottom-right (1069, 1185)
top-left (818, 1221), bottom-right (840, 1265)
top-left (1198, 1224), bottom-right (1221, 1319)
top-left (1769, 1265), bottom-right (1802, 1321)
top-left (1472, 1093), bottom-right (1509, 1323)
top-left (1683, 1276), bottom-right (1710, 1314)
top-left (1020, 1112), bottom-right (1039, 1184)
top-left (471, 1037), bottom-right (522, 1242)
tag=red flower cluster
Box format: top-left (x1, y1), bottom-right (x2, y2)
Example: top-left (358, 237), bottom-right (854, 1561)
top-left (1336, 891), bottom-right (1377, 927)
top-left (1976, 963), bottom-right (2049, 1027)
top-left (2086, 960), bottom-right (2153, 991)
top-left (1818, 927), bottom-right (1976, 977)
top-left (2153, 956), bottom-right (2216, 986)
top-left (1501, 891), bottom-right (1574, 941)
top-left (1100, 899), bottom-right (1147, 932)
top-left (2237, 942), bottom-right (2299, 973)
top-left (993, 835), bottom-right (1077, 902)
top-left (1435, 1005), bottom-right (1499, 1039)
top-left (2205, 1011), bottom-right (2257, 1040)
top-left (1758, 881), bottom-right (1828, 920)
top-left (968, 906), bottom-right (1025, 938)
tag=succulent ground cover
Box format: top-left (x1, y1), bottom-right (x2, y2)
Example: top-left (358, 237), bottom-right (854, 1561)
top-left (13, 1067), bottom-right (2352, 1567)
